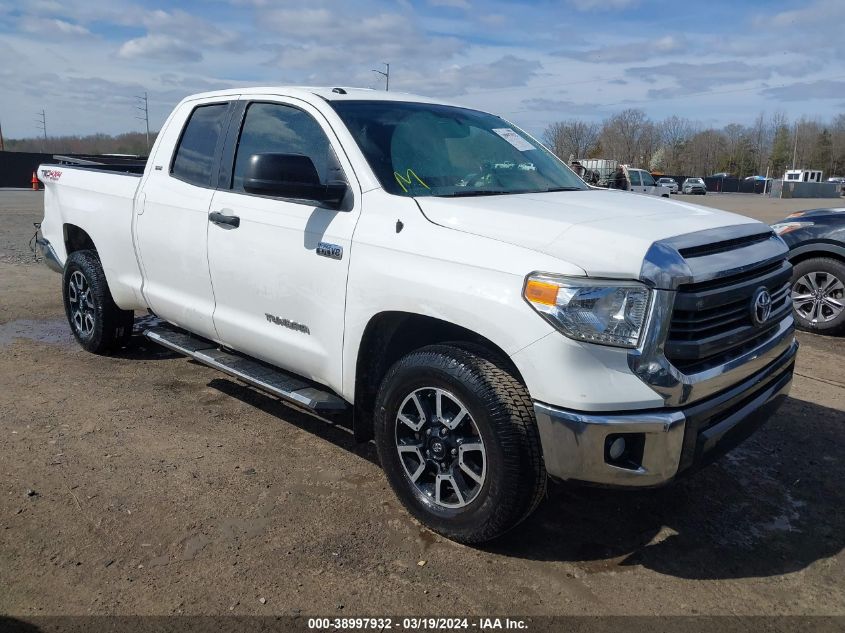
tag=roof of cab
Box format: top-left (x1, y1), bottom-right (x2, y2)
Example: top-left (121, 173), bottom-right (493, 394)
top-left (182, 86), bottom-right (461, 107)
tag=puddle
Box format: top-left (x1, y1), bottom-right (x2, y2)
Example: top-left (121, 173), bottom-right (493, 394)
top-left (0, 318), bottom-right (74, 347)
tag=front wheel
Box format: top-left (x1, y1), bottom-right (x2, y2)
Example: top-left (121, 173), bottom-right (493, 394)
top-left (63, 250), bottom-right (134, 354)
top-left (374, 345), bottom-right (546, 544)
top-left (790, 257), bottom-right (845, 335)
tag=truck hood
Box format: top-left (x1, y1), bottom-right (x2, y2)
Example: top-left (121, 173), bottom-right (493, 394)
top-left (415, 189), bottom-right (762, 279)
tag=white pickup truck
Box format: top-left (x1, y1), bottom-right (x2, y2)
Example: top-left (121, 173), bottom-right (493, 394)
top-left (37, 87), bottom-right (797, 543)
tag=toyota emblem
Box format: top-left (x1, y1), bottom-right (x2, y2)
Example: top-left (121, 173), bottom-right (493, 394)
top-left (751, 287), bottom-right (773, 327)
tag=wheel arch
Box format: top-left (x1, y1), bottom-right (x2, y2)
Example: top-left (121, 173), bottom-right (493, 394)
top-left (352, 311), bottom-right (525, 443)
top-left (63, 223), bottom-right (97, 255)
top-left (787, 242), bottom-right (845, 267)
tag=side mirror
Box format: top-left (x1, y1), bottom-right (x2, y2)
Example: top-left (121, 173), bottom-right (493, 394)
top-left (243, 153), bottom-right (348, 208)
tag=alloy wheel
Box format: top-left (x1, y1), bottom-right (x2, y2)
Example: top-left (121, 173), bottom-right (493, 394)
top-left (395, 387), bottom-right (486, 509)
top-left (68, 270), bottom-right (96, 337)
top-left (792, 271), bottom-right (845, 323)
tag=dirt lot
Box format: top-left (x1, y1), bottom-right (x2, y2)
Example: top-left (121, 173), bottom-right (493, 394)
top-left (1, 191), bottom-right (843, 618)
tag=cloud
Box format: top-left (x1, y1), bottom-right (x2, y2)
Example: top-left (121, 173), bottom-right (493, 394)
top-left (408, 55), bottom-right (543, 96)
top-left (520, 98), bottom-right (602, 116)
top-left (627, 61), bottom-right (774, 97)
top-left (554, 35), bottom-right (687, 63)
top-left (118, 34), bottom-right (202, 62)
top-left (18, 16), bottom-right (91, 37)
top-left (565, 0), bottom-right (638, 11)
top-left (761, 80), bottom-right (845, 102)
top-left (260, 6), bottom-right (464, 83)
top-left (428, 0), bottom-right (471, 8)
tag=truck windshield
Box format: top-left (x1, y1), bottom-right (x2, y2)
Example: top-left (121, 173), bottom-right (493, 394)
top-left (330, 101), bottom-right (588, 197)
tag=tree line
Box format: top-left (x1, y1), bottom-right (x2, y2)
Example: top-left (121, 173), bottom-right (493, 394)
top-left (3, 132), bottom-right (156, 157)
top-left (543, 110), bottom-right (845, 179)
top-left (6, 109), bottom-right (845, 180)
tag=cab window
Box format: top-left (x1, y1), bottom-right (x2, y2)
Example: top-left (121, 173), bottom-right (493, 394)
top-left (171, 103), bottom-right (229, 187)
top-left (629, 170), bottom-right (642, 186)
top-left (231, 102), bottom-right (345, 192)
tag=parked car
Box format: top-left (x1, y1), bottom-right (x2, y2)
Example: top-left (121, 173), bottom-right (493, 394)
top-left (35, 86), bottom-right (796, 543)
top-left (656, 177), bottom-right (679, 193)
top-left (627, 167), bottom-right (670, 197)
top-left (827, 176), bottom-right (845, 195)
top-left (772, 208), bottom-right (845, 334)
top-left (682, 177), bottom-right (707, 194)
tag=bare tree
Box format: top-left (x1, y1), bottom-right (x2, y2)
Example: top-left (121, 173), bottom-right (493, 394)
top-left (600, 109), bottom-right (657, 166)
top-left (543, 120), bottom-right (600, 161)
top-left (659, 115), bottom-right (694, 172)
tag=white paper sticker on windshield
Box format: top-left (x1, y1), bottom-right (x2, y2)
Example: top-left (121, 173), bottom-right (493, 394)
top-left (492, 128), bottom-right (534, 152)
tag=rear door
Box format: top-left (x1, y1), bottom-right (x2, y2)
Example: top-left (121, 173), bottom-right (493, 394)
top-left (206, 97), bottom-right (360, 393)
top-left (135, 97), bottom-right (236, 340)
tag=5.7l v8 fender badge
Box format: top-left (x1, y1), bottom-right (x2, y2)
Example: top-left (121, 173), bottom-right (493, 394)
top-left (316, 242), bottom-right (343, 260)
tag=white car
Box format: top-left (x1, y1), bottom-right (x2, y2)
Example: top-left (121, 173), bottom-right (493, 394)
top-left (682, 177), bottom-right (707, 195)
top-left (656, 177), bottom-right (679, 193)
top-left (36, 87), bottom-right (796, 543)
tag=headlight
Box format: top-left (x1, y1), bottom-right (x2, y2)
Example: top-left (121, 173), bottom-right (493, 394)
top-left (771, 221), bottom-right (813, 235)
top-left (523, 273), bottom-right (651, 348)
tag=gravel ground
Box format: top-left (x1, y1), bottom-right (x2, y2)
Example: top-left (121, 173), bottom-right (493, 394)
top-left (0, 191), bottom-right (843, 618)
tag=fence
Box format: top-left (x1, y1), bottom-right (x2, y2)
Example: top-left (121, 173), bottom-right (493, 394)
top-left (0, 151), bottom-right (58, 188)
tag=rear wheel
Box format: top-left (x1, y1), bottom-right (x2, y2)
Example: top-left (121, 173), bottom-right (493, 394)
top-left (790, 257), bottom-right (845, 334)
top-left (374, 345), bottom-right (546, 544)
top-left (63, 250), bottom-right (134, 353)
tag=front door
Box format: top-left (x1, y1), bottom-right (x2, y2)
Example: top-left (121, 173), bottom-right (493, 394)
top-left (629, 169), bottom-right (643, 192)
top-left (207, 98), bottom-right (359, 394)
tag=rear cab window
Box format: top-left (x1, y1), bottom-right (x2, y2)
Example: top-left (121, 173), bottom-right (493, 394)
top-left (171, 103), bottom-right (230, 187)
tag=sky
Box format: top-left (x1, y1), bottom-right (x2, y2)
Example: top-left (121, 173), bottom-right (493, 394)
top-left (1, 0), bottom-right (844, 139)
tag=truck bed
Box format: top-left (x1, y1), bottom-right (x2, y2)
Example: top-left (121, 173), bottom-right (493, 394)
top-left (38, 163), bottom-right (146, 309)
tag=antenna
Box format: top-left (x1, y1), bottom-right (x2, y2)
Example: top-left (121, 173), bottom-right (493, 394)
top-left (372, 62), bottom-right (390, 91)
top-left (135, 91), bottom-right (150, 152)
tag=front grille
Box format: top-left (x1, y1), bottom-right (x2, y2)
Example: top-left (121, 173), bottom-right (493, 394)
top-left (666, 259), bottom-right (792, 373)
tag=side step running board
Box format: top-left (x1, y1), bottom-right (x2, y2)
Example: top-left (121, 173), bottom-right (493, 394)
top-left (144, 324), bottom-right (348, 413)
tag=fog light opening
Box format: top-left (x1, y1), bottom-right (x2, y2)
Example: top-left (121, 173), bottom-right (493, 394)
top-left (604, 433), bottom-right (646, 470)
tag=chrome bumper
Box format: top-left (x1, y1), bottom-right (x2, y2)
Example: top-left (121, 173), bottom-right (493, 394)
top-left (534, 340), bottom-right (797, 487)
top-left (35, 237), bottom-right (63, 273)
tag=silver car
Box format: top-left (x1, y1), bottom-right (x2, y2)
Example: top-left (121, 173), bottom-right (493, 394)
top-left (656, 177), bottom-right (679, 193)
top-left (682, 177), bottom-right (707, 195)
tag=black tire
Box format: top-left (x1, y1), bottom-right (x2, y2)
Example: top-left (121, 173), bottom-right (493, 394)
top-left (374, 345), bottom-right (546, 544)
top-left (62, 250), bottom-right (134, 354)
top-left (790, 257), bottom-right (845, 335)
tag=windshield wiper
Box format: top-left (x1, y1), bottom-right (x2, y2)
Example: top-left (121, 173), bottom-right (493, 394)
top-left (542, 187), bottom-right (582, 192)
top-left (437, 190), bottom-right (512, 198)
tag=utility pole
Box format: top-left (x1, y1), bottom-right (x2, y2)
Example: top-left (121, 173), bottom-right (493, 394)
top-left (0, 119), bottom-right (5, 151)
top-left (791, 122), bottom-right (798, 170)
top-left (372, 62), bottom-right (390, 91)
top-left (36, 109), bottom-right (47, 151)
top-left (135, 92), bottom-right (150, 153)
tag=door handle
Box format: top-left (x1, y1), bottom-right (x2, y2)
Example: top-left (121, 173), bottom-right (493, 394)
top-left (209, 211), bottom-right (240, 228)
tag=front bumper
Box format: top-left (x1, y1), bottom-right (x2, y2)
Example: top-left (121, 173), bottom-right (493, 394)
top-left (35, 237), bottom-right (63, 273)
top-left (534, 340), bottom-right (797, 487)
